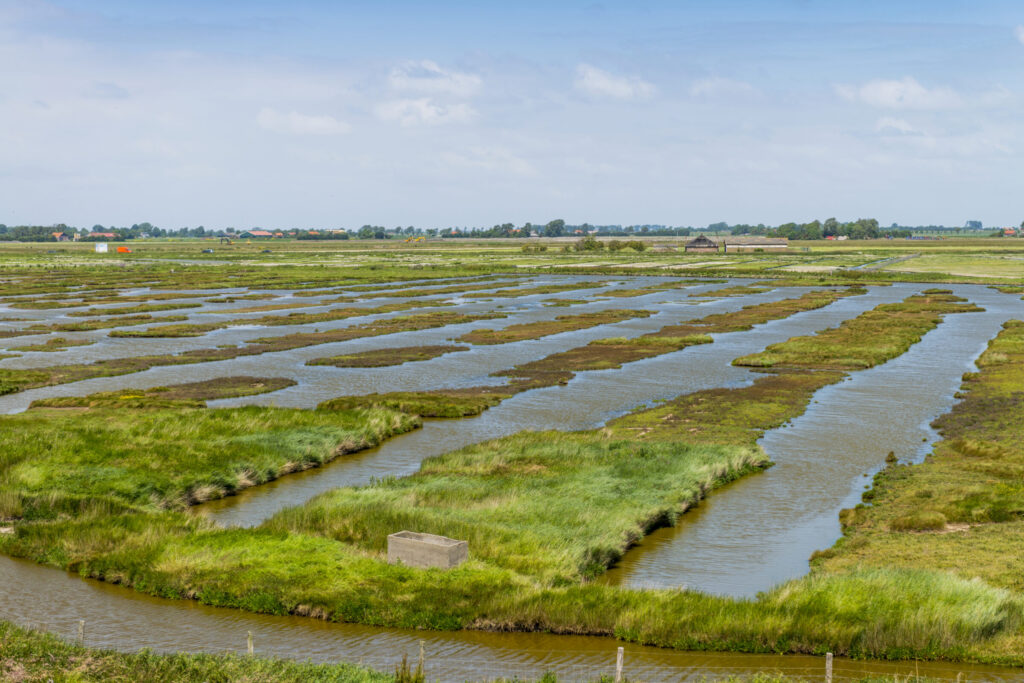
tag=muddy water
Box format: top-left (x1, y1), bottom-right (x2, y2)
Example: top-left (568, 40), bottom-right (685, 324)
top-left (2, 556), bottom-right (1020, 682)
top-left (202, 286), bottom-right (903, 526)
top-left (603, 285), bottom-right (1023, 596)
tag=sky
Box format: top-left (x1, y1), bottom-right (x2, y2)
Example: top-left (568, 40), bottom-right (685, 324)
top-left (1, 0), bottom-right (1023, 230)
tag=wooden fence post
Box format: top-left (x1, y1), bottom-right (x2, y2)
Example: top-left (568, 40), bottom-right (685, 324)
top-left (825, 652), bottom-right (833, 683)
top-left (615, 646), bottom-right (624, 682)
top-left (247, 630), bottom-right (254, 656)
top-left (77, 620), bottom-right (84, 646)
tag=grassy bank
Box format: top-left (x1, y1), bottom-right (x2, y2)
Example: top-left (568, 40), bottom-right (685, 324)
top-left (0, 620), bottom-right (389, 682)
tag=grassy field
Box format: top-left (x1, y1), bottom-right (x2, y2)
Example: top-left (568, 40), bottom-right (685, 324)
top-left (4, 291), bottom-right (1016, 665)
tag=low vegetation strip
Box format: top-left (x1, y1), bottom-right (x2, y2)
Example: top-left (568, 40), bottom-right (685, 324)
top-left (109, 300), bottom-right (449, 338)
top-left (9, 337), bottom-right (92, 353)
top-left (67, 302), bottom-right (203, 317)
top-left (319, 390), bottom-right (509, 417)
top-left (29, 376), bottom-right (297, 409)
top-left (463, 281), bottom-right (611, 298)
top-left (27, 314), bottom-right (191, 333)
top-left (733, 292), bottom-right (983, 370)
top-left (308, 345), bottom-right (469, 368)
top-left (456, 309), bottom-right (653, 345)
top-left (597, 279), bottom-right (722, 298)
top-left (689, 283), bottom-right (775, 297)
top-left (815, 320), bottom-right (1024, 596)
top-left (0, 311), bottom-right (504, 394)
top-left (0, 620), bottom-right (390, 682)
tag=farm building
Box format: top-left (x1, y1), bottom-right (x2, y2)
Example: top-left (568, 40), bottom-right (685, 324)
top-left (684, 235), bottom-right (719, 253)
top-left (723, 237), bottom-right (789, 253)
top-left (239, 230), bottom-right (274, 239)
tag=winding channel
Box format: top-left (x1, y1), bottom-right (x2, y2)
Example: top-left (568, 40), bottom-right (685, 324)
top-left (1, 278), bottom-right (1022, 681)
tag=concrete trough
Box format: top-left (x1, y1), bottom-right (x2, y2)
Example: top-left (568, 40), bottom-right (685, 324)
top-left (387, 530), bottom-right (468, 569)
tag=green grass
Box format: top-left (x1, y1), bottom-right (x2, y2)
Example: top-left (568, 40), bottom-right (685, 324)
top-left (308, 345), bottom-right (469, 367)
top-left (0, 619), bottom-right (390, 682)
top-left (26, 314), bottom-right (191, 333)
top-left (318, 390), bottom-right (509, 417)
top-left (107, 300), bottom-right (448, 338)
top-left (28, 376), bottom-right (297, 410)
top-left (267, 432), bottom-right (767, 584)
top-left (734, 293), bottom-right (982, 370)
top-left (0, 404), bottom-right (419, 517)
top-left (67, 302), bottom-right (203, 317)
top-left (9, 336), bottom-right (93, 352)
top-left (457, 309), bottom-right (652, 345)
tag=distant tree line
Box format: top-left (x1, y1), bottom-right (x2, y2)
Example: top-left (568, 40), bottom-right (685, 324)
top-left (0, 217), bottom-right (1011, 243)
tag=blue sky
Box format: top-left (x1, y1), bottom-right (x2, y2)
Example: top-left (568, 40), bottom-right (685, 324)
top-left (1, 1), bottom-right (1023, 229)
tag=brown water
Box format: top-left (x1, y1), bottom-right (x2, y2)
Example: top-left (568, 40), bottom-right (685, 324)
top-left (3, 279), bottom-right (1023, 681)
top-left (602, 285), bottom-right (1024, 596)
top-left (2, 555), bottom-right (1020, 682)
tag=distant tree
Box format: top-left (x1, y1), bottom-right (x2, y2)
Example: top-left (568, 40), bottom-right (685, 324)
top-left (823, 217), bottom-right (839, 237)
top-left (357, 225), bottom-right (375, 240)
top-left (543, 219), bottom-right (565, 237)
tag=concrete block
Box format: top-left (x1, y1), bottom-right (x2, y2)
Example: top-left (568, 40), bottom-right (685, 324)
top-left (387, 530), bottom-right (468, 569)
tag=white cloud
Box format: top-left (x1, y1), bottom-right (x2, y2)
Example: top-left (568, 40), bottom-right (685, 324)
top-left (388, 60), bottom-right (481, 97)
top-left (375, 98), bottom-right (475, 126)
top-left (441, 146), bottom-right (535, 176)
top-left (1015, 25), bottom-right (1024, 45)
top-left (574, 64), bottom-right (654, 100)
top-left (256, 108), bottom-right (351, 135)
top-left (875, 117), bottom-right (924, 136)
top-left (689, 77), bottom-right (755, 98)
top-left (835, 77), bottom-right (961, 109)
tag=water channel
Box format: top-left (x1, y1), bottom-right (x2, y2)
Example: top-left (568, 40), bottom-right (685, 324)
top-left (1, 277), bottom-right (1022, 681)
